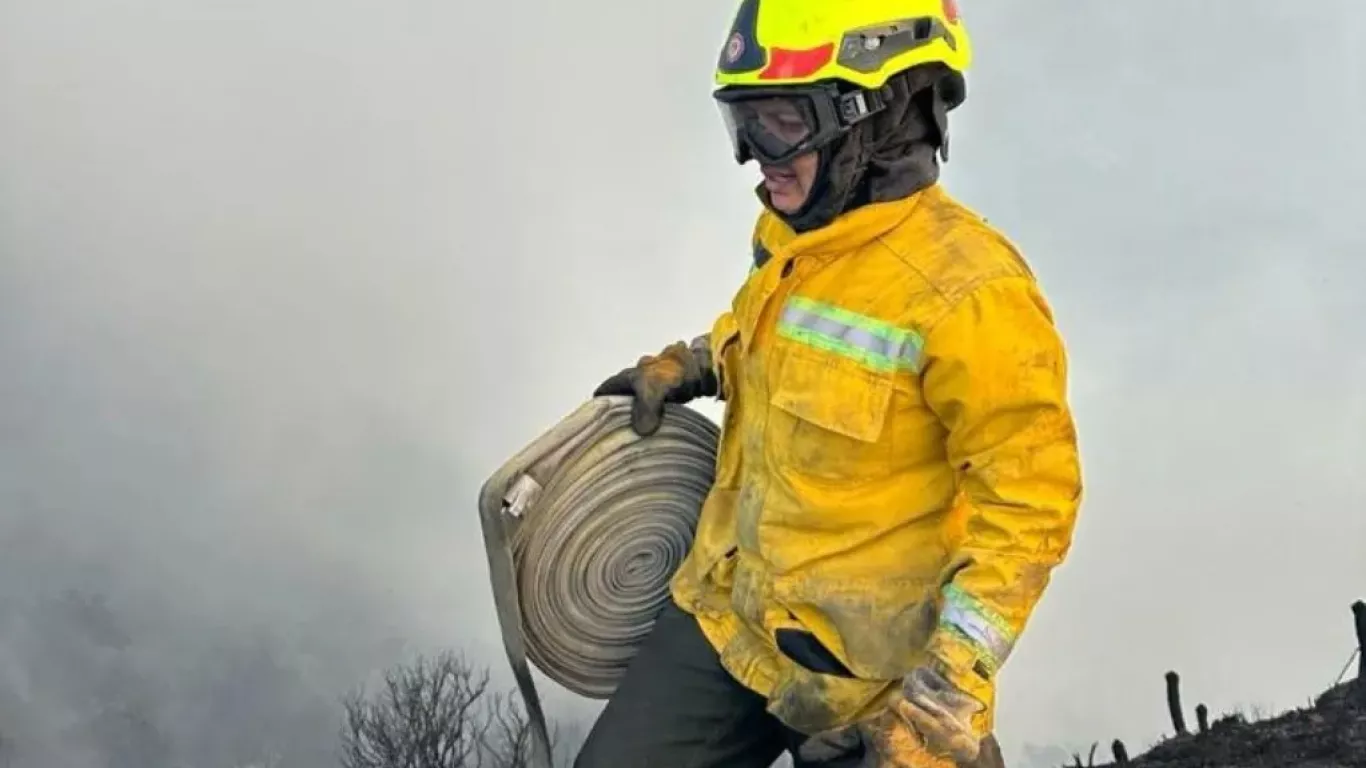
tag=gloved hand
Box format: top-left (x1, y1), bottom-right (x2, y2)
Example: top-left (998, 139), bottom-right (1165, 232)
top-left (892, 663), bottom-right (987, 763)
top-left (798, 709), bottom-right (943, 767)
top-left (798, 663), bottom-right (986, 767)
top-left (593, 335), bottom-right (718, 436)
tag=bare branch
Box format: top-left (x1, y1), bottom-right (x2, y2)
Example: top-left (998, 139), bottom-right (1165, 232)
top-left (340, 651), bottom-right (557, 768)
top-left (1352, 600), bottom-right (1366, 707)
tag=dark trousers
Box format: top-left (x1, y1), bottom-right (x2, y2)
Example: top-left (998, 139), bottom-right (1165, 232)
top-left (573, 599), bottom-right (1006, 768)
top-left (573, 598), bottom-right (806, 768)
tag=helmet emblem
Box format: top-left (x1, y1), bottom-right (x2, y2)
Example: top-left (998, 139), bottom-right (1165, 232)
top-left (725, 32), bottom-right (745, 64)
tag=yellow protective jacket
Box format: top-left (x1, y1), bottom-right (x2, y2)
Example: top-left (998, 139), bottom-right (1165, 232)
top-left (669, 183), bottom-right (1083, 740)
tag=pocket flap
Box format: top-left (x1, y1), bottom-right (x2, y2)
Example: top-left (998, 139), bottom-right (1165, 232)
top-left (770, 351), bottom-right (893, 443)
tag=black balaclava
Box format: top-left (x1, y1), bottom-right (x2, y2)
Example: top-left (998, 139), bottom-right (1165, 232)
top-left (757, 65), bottom-right (955, 233)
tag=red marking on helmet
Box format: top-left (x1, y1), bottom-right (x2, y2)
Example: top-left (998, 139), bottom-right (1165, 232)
top-left (757, 44), bottom-right (834, 80)
top-left (942, 0), bottom-right (960, 22)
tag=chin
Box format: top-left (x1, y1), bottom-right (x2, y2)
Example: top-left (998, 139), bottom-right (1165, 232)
top-left (768, 191), bottom-right (804, 214)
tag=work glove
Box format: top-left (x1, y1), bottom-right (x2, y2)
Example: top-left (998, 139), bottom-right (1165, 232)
top-left (798, 663), bottom-right (986, 767)
top-left (798, 709), bottom-right (938, 767)
top-left (593, 335), bottom-right (718, 437)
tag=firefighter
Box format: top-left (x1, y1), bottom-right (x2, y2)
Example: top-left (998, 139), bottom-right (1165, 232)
top-left (581, 1), bottom-right (1082, 765)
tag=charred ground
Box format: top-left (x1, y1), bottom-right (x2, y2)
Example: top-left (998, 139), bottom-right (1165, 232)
top-left (1074, 601), bottom-right (1366, 768)
top-left (1084, 680), bottom-right (1365, 768)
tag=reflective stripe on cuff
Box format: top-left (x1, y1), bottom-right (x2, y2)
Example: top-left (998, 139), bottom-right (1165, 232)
top-left (939, 584), bottom-right (1016, 674)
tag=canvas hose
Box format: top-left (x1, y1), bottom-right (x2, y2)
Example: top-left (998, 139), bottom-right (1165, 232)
top-left (477, 395), bottom-right (720, 768)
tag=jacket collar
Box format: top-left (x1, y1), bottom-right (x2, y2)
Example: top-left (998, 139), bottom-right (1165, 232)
top-left (756, 185), bottom-right (932, 264)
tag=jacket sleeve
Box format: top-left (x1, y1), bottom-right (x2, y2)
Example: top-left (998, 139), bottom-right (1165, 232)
top-left (706, 310), bottom-right (742, 401)
top-left (918, 274), bottom-right (1083, 702)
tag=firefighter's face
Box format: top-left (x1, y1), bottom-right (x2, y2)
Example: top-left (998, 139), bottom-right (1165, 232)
top-left (760, 151), bottom-right (818, 214)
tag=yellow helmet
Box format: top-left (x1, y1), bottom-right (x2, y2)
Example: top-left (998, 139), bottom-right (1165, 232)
top-left (713, 0), bottom-right (971, 165)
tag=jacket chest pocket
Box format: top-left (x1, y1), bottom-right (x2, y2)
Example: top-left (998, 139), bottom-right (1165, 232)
top-left (766, 349), bottom-right (895, 482)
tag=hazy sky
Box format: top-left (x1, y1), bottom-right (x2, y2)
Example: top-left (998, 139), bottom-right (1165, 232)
top-left (2, 1), bottom-right (1364, 766)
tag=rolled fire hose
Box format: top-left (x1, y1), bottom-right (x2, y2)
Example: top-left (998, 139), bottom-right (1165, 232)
top-left (477, 395), bottom-right (720, 768)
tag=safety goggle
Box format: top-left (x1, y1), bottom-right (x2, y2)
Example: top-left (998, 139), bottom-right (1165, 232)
top-left (715, 83), bottom-right (888, 166)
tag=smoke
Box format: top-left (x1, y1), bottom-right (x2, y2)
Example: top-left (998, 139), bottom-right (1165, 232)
top-left (0, 2), bottom-right (524, 763)
top-left (3, 0), bottom-right (1366, 766)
